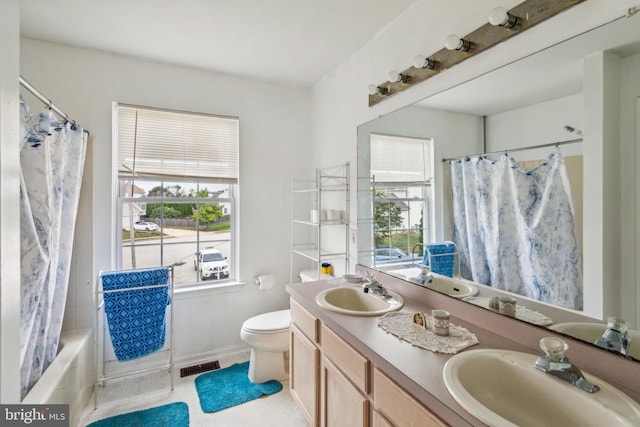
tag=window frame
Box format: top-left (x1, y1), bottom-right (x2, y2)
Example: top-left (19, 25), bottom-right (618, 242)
top-left (113, 102), bottom-right (239, 288)
top-left (369, 133), bottom-right (435, 266)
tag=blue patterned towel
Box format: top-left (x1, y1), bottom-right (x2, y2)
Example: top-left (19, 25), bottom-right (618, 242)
top-left (101, 267), bottom-right (171, 361)
top-left (423, 243), bottom-right (456, 278)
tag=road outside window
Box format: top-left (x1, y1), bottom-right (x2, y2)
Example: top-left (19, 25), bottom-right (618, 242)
top-left (119, 180), bottom-right (235, 285)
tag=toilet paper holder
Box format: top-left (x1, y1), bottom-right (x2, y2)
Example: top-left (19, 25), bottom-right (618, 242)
top-left (254, 274), bottom-right (276, 290)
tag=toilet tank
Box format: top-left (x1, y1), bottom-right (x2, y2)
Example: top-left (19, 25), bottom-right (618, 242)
top-left (299, 269), bottom-right (332, 282)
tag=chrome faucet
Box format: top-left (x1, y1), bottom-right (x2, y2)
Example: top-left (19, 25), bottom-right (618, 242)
top-left (594, 317), bottom-right (632, 356)
top-left (411, 265), bottom-right (433, 286)
top-left (363, 272), bottom-right (389, 297)
top-left (411, 242), bottom-right (426, 264)
top-left (534, 337), bottom-right (600, 393)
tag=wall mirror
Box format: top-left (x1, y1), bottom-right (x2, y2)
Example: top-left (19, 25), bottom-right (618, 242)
top-left (357, 12), bottom-right (640, 361)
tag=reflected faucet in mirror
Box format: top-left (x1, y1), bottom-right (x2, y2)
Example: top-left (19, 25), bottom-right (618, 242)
top-left (595, 318), bottom-right (632, 357)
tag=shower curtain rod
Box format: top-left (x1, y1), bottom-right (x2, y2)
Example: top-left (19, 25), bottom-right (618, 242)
top-left (19, 76), bottom-right (89, 135)
top-left (441, 138), bottom-right (583, 162)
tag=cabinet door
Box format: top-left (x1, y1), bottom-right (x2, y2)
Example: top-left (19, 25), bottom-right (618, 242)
top-left (320, 323), bottom-right (370, 394)
top-left (321, 355), bottom-right (369, 427)
top-left (373, 367), bottom-right (446, 427)
top-left (372, 411), bottom-right (393, 427)
top-left (291, 324), bottom-right (320, 426)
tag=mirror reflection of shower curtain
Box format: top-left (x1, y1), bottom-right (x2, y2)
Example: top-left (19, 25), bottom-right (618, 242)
top-left (450, 149), bottom-right (582, 310)
top-left (19, 96), bottom-right (87, 398)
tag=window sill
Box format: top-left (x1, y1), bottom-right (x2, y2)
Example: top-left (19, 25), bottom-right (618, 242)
top-left (173, 280), bottom-right (246, 297)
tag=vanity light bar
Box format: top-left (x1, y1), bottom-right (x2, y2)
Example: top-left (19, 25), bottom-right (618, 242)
top-left (368, 0), bottom-right (586, 107)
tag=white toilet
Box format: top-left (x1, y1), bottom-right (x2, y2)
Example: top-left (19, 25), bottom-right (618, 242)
top-left (240, 309), bottom-right (291, 383)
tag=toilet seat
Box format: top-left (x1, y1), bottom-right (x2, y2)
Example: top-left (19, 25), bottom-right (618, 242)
top-left (242, 309), bottom-right (290, 334)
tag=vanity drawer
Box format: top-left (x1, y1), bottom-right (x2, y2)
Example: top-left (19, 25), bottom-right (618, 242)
top-left (373, 367), bottom-right (446, 427)
top-left (290, 298), bottom-right (318, 343)
top-left (320, 323), bottom-right (370, 394)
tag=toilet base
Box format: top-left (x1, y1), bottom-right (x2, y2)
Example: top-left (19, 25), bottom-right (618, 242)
top-left (248, 348), bottom-right (287, 384)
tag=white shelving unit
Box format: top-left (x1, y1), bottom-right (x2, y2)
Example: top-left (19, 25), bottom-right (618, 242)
top-left (291, 162), bottom-right (350, 282)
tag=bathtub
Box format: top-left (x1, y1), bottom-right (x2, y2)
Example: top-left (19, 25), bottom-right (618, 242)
top-left (22, 329), bottom-right (93, 427)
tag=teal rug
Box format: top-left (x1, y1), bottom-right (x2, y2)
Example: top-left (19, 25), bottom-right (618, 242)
top-left (87, 401), bottom-right (189, 427)
top-left (194, 361), bottom-right (283, 413)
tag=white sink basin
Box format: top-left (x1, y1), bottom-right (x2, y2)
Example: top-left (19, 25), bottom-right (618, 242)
top-left (425, 276), bottom-right (478, 299)
top-left (385, 267), bottom-right (478, 299)
top-left (549, 322), bottom-right (640, 359)
top-left (443, 349), bottom-right (640, 427)
top-left (315, 286), bottom-right (404, 316)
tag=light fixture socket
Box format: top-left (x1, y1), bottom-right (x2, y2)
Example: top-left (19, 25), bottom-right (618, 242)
top-left (413, 55), bottom-right (437, 70)
top-left (445, 34), bottom-right (472, 52)
top-left (368, 84), bottom-right (388, 96)
top-left (489, 7), bottom-right (520, 29)
top-left (388, 70), bottom-right (409, 84)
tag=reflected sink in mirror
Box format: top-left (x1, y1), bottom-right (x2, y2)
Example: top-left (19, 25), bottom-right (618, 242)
top-left (550, 322), bottom-right (640, 360)
top-left (381, 264), bottom-right (478, 299)
top-left (424, 276), bottom-right (478, 299)
top-left (443, 349), bottom-right (640, 427)
top-left (315, 286), bottom-right (404, 316)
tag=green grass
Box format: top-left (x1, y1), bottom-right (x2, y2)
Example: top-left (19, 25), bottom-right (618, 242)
top-left (377, 232), bottom-right (423, 255)
top-left (198, 221), bottom-right (230, 232)
top-left (122, 229), bottom-right (163, 241)
top-left (122, 220), bottom-right (230, 240)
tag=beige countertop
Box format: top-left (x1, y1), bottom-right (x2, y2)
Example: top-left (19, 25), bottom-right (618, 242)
top-left (287, 278), bottom-right (540, 426)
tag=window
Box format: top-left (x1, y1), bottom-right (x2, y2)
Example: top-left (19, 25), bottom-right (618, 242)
top-left (370, 133), bottom-right (433, 264)
top-left (115, 104), bottom-right (239, 286)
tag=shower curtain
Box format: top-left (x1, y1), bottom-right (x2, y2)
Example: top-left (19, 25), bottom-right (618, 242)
top-left (19, 96), bottom-right (87, 398)
top-left (451, 149), bottom-right (582, 310)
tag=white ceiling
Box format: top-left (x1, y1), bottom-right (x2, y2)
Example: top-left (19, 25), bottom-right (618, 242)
top-left (19, 0), bottom-right (417, 87)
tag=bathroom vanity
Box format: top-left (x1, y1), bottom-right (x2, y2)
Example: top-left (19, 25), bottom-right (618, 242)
top-left (287, 268), bottom-right (640, 426)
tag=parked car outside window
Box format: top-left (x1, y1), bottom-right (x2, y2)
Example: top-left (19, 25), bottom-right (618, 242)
top-left (133, 221), bottom-right (159, 231)
top-left (374, 247), bottom-right (409, 261)
top-left (194, 248), bottom-right (230, 280)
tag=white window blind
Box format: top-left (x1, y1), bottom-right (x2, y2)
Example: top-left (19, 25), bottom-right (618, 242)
top-left (370, 134), bottom-right (433, 182)
top-left (117, 105), bottom-right (239, 183)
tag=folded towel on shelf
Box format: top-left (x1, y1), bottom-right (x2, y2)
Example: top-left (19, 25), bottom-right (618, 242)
top-left (423, 242), bottom-right (457, 278)
top-left (101, 267), bottom-right (171, 361)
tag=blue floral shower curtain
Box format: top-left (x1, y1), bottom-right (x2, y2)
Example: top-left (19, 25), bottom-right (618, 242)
top-left (451, 149), bottom-right (582, 310)
top-left (19, 96), bottom-right (87, 398)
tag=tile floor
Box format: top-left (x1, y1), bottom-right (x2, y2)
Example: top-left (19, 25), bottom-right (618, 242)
top-left (80, 352), bottom-right (308, 427)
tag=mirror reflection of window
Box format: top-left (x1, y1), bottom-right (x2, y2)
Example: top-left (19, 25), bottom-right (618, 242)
top-left (370, 134), bottom-right (433, 266)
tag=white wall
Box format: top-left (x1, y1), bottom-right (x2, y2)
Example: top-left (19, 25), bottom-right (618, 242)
top-left (485, 94), bottom-right (584, 156)
top-left (20, 38), bottom-right (311, 363)
top-left (619, 51), bottom-right (640, 326)
top-left (0, 0), bottom-right (22, 404)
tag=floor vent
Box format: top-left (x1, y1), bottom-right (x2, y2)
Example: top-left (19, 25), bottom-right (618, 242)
top-left (180, 360), bottom-right (220, 378)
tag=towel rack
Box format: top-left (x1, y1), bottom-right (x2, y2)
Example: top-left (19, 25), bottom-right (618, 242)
top-left (94, 266), bottom-right (175, 408)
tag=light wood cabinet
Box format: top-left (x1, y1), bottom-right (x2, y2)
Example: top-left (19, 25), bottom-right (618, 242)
top-left (320, 354), bottom-right (369, 427)
top-left (372, 411), bottom-right (393, 427)
top-left (290, 300), bottom-right (320, 426)
top-left (290, 297), bottom-right (446, 427)
top-left (373, 367), bottom-right (447, 427)
top-left (319, 323), bottom-right (370, 394)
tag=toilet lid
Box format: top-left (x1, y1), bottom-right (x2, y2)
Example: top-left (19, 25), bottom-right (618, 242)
top-left (243, 309), bottom-right (291, 333)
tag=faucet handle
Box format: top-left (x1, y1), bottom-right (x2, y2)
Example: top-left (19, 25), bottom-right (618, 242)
top-left (606, 317), bottom-right (628, 333)
top-left (540, 337), bottom-right (569, 362)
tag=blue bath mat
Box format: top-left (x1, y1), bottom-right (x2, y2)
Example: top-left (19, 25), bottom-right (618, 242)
top-left (194, 361), bottom-right (283, 413)
top-left (87, 401), bottom-right (189, 427)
